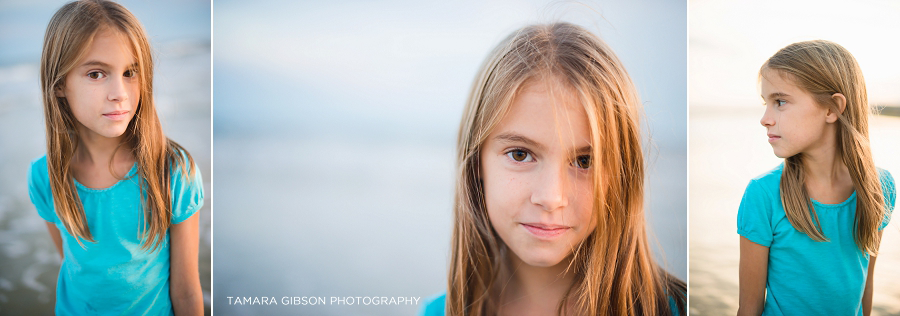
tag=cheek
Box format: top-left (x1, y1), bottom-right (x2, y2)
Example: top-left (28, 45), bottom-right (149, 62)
top-left (785, 113), bottom-right (822, 141)
top-left (63, 84), bottom-right (96, 118)
top-left (129, 82), bottom-right (141, 104)
top-left (482, 158), bottom-right (532, 227)
top-left (484, 169), bottom-right (528, 220)
top-left (572, 178), bottom-right (596, 230)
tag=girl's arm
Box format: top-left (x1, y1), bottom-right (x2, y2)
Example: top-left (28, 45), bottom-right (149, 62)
top-left (737, 236), bottom-right (769, 316)
top-left (170, 213), bottom-right (203, 316)
top-left (862, 230), bottom-right (882, 316)
top-left (45, 222), bottom-right (63, 259)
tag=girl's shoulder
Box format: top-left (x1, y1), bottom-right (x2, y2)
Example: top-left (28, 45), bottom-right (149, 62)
top-left (877, 167), bottom-right (895, 210)
top-left (27, 155), bottom-right (51, 193)
top-left (167, 146), bottom-right (201, 186)
top-left (166, 147), bottom-right (205, 224)
top-left (419, 292), bottom-right (446, 316)
top-left (743, 163), bottom-right (785, 196)
top-left (751, 163), bottom-right (784, 183)
top-left (27, 155), bottom-right (58, 223)
top-left (28, 155), bottom-right (49, 177)
top-left (877, 167), bottom-right (894, 187)
top-left (664, 273), bottom-right (687, 316)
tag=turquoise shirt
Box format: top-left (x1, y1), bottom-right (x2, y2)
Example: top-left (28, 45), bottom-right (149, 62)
top-left (28, 155), bottom-right (204, 315)
top-left (737, 164), bottom-right (895, 316)
top-left (419, 292), bottom-right (683, 315)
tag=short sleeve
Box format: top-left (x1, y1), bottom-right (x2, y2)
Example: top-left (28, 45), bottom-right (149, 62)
top-left (27, 157), bottom-right (60, 224)
top-left (737, 179), bottom-right (774, 247)
top-left (879, 169), bottom-right (895, 230)
top-left (419, 293), bottom-right (446, 316)
top-left (170, 156), bottom-right (204, 224)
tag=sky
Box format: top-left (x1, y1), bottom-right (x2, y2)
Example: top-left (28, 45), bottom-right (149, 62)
top-left (690, 0), bottom-right (900, 108)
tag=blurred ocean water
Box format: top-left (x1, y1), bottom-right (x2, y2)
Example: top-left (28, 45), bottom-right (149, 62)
top-left (0, 1), bottom-right (211, 314)
top-left (689, 106), bottom-right (900, 315)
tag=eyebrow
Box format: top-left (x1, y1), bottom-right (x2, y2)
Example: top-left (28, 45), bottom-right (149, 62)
top-left (79, 60), bottom-right (138, 69)
top-left (495, 133), bottom-right (544, 150)
top-left (765, 92), bottom-right (790, 100)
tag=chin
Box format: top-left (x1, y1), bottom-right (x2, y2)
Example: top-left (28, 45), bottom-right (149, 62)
top-left (773, 149), bottom-right (798, 159)
top-left (771, 147), bottom-right (790, 159)
top-left (98, 126), bottom-right (129, 138)
top-left (513, 248), bottom-right (567, 267)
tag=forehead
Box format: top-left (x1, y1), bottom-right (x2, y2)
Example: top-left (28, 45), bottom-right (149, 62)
top-left (760, 69), bottom-right (802, 95)
top-left (78, 27), bottom-right (136, 67)
top-left (492, 78), bottom-right (591, 147)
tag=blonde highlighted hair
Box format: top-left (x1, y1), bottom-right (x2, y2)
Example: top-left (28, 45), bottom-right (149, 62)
top-left (448, 22), bottom-right (685, 316)
top-left (40, 0), bottom-right (193, 251)
top-left (761, 40), bottom-right (885, 255)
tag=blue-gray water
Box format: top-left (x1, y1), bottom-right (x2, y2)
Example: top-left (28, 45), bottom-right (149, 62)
top-left (213, 0), bottom-right (686, 314)
top-left (0, 1), bottom-right (211, 314)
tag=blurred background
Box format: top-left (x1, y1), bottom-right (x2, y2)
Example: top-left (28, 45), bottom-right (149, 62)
top-left (214, 0), bottom-right (686, 314)
top-left (690, 0), bottom-right (900, 314)
top-left (0, 0), bottom-right (211, 314)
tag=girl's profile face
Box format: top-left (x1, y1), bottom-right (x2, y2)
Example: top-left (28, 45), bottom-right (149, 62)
top-left (759, 69), bottom-right (833, 158)
top-left (58, 28), bottom-right (139, 140)
top-left (480, 78), bottom-right (597, 268)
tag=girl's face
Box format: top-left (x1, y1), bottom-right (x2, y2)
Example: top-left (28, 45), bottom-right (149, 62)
top-left (759, 69), bottom-right (833, 158)
top-left (58, 28), bottom-right (139, 140)
top-left (480, 79), bottom-right (596, 268)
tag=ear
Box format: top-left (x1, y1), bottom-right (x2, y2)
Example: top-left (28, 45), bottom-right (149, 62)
top-left (826, 93), bottom-right (846, 123)
top-left (54, 85), bottom-right (65, 98)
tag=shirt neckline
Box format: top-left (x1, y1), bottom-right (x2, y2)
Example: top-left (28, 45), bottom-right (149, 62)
top-left (74, 163), bottom-right (138, 193)
top-left (810, 191), bottom-right (857, 208)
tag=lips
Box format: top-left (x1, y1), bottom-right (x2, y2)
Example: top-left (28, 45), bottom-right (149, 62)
top-left (103, 110), bottom-right (130, 121)
top-left (767, 133), bottom-right (781, 143)
top-left (521, 223), bottom-right (571, 239)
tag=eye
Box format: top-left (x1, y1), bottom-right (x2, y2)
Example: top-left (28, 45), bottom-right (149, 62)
top-left (506, 149), bottom-right (533, 163)
top-left (87, 71), bottom-right (106, 80)
top-left (124, 69), bottom-right (138, 78)
top-left (573, 155), bottom-right (592, 169)
top-left (776, 99), bottom-right (786, 107)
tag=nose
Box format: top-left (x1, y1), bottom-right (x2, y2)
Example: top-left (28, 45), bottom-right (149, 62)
top-left (107, 75), bottom-right (130, 102)
top-left (530, 164), bottom-right (569, 211)
top-left (760, 106), bottom-right (774, 127)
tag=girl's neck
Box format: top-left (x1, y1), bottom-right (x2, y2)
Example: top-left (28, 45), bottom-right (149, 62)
top-left (799, 135), bottom-right (847, 184)
top-left (498, 251), bottom-right (576, 315)
top-left (74, 131), bottom-right (129, 167)
top-left (799, 132), bottom-right (854, 203)
top-left (802, 151), bottom-right (841, 180)
top-left (72, 124), bottom-right (135, 185)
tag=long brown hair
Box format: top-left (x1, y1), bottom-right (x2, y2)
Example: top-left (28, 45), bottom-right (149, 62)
top-left (761, 40), bottom-right (885, 255)
top-left (39, 0), bottom-right (194, 251)
top-left (448, 22), bottom-right (685, 316)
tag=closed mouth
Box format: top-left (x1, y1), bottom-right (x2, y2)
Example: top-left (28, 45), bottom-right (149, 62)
top-left (521, 223), bottom-right (571, 239)
top-left (102, 110), bottom-right (130, 120)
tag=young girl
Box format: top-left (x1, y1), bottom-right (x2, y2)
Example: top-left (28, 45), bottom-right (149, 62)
top-left (420, 23), bottom-right (686, 316)
top-left (28, 0), bottom-right (204, 314)
top-left (738, 40), bottom-right (895, 315)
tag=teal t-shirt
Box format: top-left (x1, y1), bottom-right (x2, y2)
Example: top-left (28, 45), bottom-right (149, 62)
top-left (27, 155), bottom-right (204, 315)
top-left (419, 292), bottom-right (683, 315)
top-left (737, 164), bottom-right (895, 316)
top-left (419, 293), bottom-right (445, 316)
